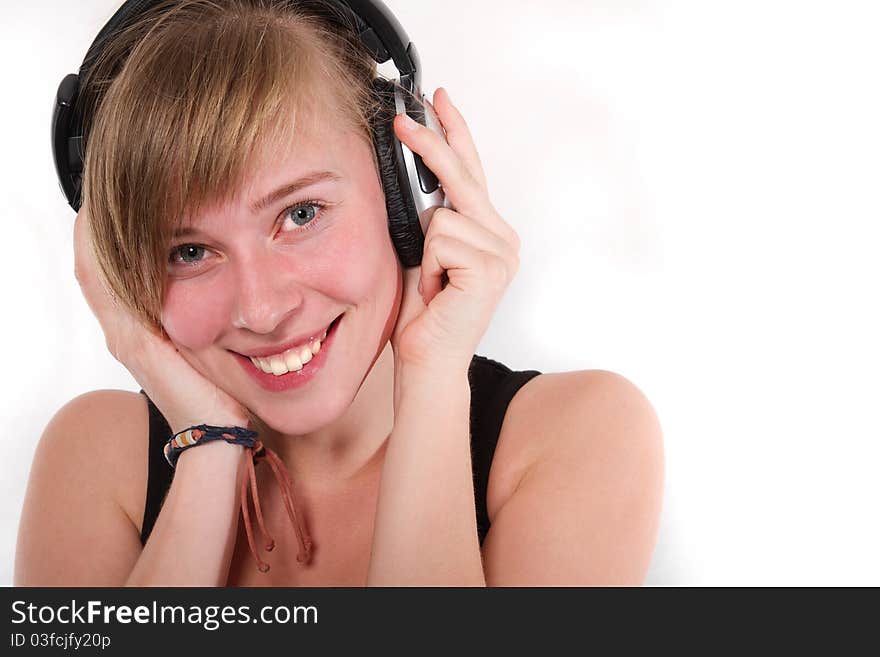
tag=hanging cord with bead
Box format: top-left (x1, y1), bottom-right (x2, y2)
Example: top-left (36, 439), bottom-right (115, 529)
top-left (165, 425), bottom-right (313, 572)
top-left (241, 440), bottom-right (313, 572)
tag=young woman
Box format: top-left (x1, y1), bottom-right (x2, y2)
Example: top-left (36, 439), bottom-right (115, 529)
top-left (15, 0), bottom-right (663, 586)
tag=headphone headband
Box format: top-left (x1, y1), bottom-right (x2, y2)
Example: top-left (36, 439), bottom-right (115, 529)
top-left (52, 0), bottom-right (422, 211)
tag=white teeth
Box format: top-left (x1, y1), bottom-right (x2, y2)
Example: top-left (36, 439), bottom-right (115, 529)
top-left (284, 350), bottom-right (303, 372)
top-left (247, 321), bottom-right (333, 376)
top-left (269, 356), bottom-right (287, 376)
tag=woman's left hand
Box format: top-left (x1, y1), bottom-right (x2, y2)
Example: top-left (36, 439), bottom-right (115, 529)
top-left (389, 88), bottom-right (521, 375)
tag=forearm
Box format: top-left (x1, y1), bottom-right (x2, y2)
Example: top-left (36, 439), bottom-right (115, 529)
top-left (126, 442), bottom-right (247, 586)
top-left (367, 364), bottom-right (486, 586)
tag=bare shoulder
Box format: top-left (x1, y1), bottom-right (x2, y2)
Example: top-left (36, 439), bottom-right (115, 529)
top-left (37, 389), bottom-right (150, 527)
top-left (484, 369), bottom-right (665, 585)
top-left (487, 369), bottom-right (661, 517)
top-left (14, 390), bottom-right (150, 585)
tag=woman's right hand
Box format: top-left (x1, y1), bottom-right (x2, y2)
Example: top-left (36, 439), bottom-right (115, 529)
top-left (73, 208), bottom-right (250, 434)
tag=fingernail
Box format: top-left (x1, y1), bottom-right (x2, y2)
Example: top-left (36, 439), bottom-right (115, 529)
top-left (400, 112), bottom-right (419, 132)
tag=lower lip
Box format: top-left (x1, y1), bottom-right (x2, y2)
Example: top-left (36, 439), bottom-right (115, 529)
top-left (234, 314), bottom-right (342, 392)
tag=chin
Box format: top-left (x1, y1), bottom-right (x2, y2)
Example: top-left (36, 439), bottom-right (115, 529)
top-left (247, 389), bottom-right (349, 436)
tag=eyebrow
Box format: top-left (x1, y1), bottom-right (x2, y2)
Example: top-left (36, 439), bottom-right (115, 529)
top-left (250, 170), bottom-right (343, 214)
top-left (172, 170), bottom-right (343, 240)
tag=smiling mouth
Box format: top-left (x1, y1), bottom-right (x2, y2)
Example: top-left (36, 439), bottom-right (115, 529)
top-left (244, 314), bottom-right (342, 376)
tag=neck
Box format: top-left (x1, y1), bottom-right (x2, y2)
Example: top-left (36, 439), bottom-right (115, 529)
top-left (255, 340), bottom-right (396, 491)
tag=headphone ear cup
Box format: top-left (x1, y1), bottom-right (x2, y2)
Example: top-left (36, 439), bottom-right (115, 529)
top-left (370, 78), bottom-right (424, 267)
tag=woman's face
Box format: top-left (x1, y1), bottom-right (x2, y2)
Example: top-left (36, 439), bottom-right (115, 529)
top-left (160, 111), bottom-right (402, 433)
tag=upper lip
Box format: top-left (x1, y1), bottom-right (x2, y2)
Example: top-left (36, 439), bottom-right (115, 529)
top-left (234, 314), bottom-right (339, 358)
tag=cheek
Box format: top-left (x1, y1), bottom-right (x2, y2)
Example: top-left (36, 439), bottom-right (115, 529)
top-left (342, 225), bottom-right (393, 296)
top-left (308, 202), bottom-right (398, 302)
top-left (161, 278), bottom-right (231, 350)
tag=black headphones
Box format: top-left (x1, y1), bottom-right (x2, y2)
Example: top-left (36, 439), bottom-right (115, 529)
top-left (51, 0), bottom-right (448, 267)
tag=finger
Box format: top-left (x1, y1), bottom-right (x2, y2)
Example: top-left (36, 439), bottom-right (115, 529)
top-left (425, 207), bottom-right (518, 263)
top-left (431, 88), bottom-right (488, 189)
top-left (73, 210), bottom-right (91, 285)
top-left (394, 111), bottom-right (489, 219)
top-left (420, 232), bottom-right (517, 307)
top-left (395, 265), bottom-right (425, 331)
top-left (73, 209), bottom-right (127, 327)
top-left (73, 210), bottom-right (103, 304)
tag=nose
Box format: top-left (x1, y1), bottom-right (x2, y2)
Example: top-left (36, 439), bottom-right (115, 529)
top-left (230, 253), bottom-right (304, 334)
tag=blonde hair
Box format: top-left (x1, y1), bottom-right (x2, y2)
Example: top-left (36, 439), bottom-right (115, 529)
top-left (80, 0), bottom-right (381, 326)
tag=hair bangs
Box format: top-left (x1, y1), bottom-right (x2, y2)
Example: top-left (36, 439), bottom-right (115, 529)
top-left (81, 0), bottom-right (378, 325)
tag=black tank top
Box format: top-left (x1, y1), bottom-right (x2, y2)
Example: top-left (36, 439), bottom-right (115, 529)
top-left (139, 354), bottom-right (541, 546)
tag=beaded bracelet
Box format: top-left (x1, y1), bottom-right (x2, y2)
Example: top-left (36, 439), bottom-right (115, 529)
top-left (163, 424), bottom-right (259, 468)
top-left (162, 423), bottom-right (313, 571)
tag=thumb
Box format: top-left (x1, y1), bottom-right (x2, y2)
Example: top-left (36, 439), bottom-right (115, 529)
top-left (391, 266), bottom-right (426, 345)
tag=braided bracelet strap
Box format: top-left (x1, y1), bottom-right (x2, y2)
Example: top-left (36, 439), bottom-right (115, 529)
top-left (164, 424), bottom-right (259, 468)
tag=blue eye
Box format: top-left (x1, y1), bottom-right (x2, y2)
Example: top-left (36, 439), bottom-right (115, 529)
top-left (172, 245), bottom-right (206, 263)
top-left (280, 201), bottom-right (325, 233)
top-left (292, 204), bottom-right (316, 225)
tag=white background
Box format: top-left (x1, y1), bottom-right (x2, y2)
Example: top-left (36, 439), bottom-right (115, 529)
top-left (1, 0), bottom-right (878, 586)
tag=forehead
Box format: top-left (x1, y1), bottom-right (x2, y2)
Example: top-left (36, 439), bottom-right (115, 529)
top-left (185, 109), bottom-right (375, 225)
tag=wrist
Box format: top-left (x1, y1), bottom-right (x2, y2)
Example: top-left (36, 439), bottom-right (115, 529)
top-left (393, 352), bottom-right (471, 384)
top-left (175, 438), bottom-right (247, 469)
top-left (393, 359), bottom-right (470, 410)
